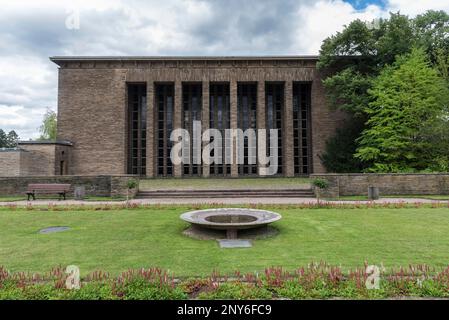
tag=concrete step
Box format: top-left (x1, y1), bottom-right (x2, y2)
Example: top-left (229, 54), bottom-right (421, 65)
top-left (135, 189), bottom-right (315, 199)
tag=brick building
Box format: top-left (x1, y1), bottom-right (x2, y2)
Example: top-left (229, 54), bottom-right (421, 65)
top-left (0, 141), bottom-right (72, 177)
top-left (1, 56), bottom-right (347, 178)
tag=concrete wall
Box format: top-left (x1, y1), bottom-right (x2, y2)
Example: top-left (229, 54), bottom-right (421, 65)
top-left (55, 58), bottom-right (347, 176)
top-left (311, 174), bottom-right (449, 198)
top-left (0, 175), bottom-right (139, 198)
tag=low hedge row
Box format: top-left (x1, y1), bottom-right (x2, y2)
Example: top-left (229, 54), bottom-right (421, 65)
top-left (1, 263), bottom-right (449, 300)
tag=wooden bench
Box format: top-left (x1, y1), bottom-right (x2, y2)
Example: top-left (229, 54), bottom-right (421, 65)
top-left (26, 184), bottom-right (71, 201)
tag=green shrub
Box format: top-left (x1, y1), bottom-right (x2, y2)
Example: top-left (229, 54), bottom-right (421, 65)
top-left (273, 281), bottom-right (307, 299)
top-left (311, 178), bottom-right (329, 190)
top-left (127, 179), bottom-right (138, 190)
top-left (198, 282), bottom-right (272, 300)
top-left (0, 281), bottom-right (23, 300)
top-left (320, 120), bottom-right (368, 173)
top-left (65, 282), bottom-right (116, 300)
top-left (119, 278), bottom-right (186, 300)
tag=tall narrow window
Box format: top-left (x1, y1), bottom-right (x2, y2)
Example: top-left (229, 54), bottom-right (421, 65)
top-left (237, 83), bottom-right (257, 175)
top-left (155, 83), bottom-right (174, 177)
top-left (182, 83), bottom-right (202, 176)
top-left (209, 83), bottom-right (230, 176)
top-left (293, 82), bottom-right (312, 175)
top-left (127, 83), bottom-right (147, 175)
top-left (265, 83), bottom-right (284, 175)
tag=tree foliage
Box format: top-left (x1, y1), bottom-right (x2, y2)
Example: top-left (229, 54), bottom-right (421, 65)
top-left (0, 129), bottom-right (19, 148)
top-left (38, 109), bottom-right (57, 141)
top-left (319, 12), bottom-right (416, 116)
top-left (319, 120), bottom-right (368, 173)
top-left (318, 10), bottom-right (449, 172)
top-left (355, 48), bottom-right (449, 172)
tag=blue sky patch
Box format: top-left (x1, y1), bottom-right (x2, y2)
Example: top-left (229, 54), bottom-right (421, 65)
top-left (343, 0), bottom-right (387, 10)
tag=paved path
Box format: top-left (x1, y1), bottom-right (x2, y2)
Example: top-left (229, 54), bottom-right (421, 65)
top-left (0, 197), bottom-right (447, 206)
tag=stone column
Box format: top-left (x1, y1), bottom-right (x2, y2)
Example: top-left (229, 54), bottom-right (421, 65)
top-left (283, 81), bottom-right (294, 177)
top-left (230, 80), bottom-right (238, 177)
top-left (146, 81), bottom-right (155, 177)
top-left (202, 81), bottom-right (210, 177)
top-left (173, 80), bottom-right (183, 177)
top-left (257, 80), bottom-right (266, 176)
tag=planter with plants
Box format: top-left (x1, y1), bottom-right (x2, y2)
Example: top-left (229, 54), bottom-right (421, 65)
top-left (126, 179), bottom-right (139, 201)
top-left (311, 178), bottom-right (330, 203)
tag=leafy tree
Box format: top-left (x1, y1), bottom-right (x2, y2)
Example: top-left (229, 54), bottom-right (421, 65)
top-left (0, 129), bottom-right (6, 147)
top-left (6, 130), bottom-right (19, 147)
top-left (319, 120), bottom-right (368, 173)
top-left (420, 112), bottom-right (449, 172)
top-left (413, 10), bottom-right (449, 64)
top-left (355, 48), bottom-right (449, 172)
top-left (38, 109), bottom-right (57, 141)
top-left (318, 10), bottom-right (449, 172)
top-left (0, 129), bottom-right (19, 148)
top-left (318, 12), bottom-right (414, 116)
top-left (435, 47), bottom-right (449, 82)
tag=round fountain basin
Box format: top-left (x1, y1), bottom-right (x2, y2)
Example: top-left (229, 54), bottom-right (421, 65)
top-left (180, 208), bottom-right (282, 231)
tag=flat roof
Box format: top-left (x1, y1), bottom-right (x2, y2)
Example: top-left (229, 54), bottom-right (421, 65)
top-left (50, 55), bottom-right (319, 65)
top-left (0, 147), bottom-right (22, 152)
top-left (18, 140), bottom-right (73, 146)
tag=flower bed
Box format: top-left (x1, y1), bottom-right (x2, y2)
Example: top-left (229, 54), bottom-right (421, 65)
top-left (2, 263), bottom-right (449, 300)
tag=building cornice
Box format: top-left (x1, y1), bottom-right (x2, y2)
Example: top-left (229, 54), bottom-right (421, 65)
top-left (50, 55), bottom-right (319, 67)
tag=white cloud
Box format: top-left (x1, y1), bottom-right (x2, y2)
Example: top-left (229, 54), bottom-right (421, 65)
top-left (388, 0), bottom-right (449, 16)
top-left (0, 0), bottom-right (447, 139)
top-left (293, 1), bottom-right (388, 54)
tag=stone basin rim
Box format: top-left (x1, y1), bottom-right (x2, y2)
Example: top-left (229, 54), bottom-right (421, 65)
top-left (180, 208), bottom-right (282, 230)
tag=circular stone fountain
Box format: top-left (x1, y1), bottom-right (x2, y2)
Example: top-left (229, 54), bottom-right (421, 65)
top-left (180, 208), bottom-right (282, 239)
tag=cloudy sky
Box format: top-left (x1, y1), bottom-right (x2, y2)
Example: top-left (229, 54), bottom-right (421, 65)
top-left (0, 0), bottom-right (448, 139)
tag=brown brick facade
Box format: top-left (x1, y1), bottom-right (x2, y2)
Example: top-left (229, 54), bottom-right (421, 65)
top-left (52, 56), bottom-right (347, 177)
top-left (0, 150), bottom-right (22, 176)
top-left (0, 175), bottom-right (138, 197)
top-left (0, 142), bottom-right (72, 177)
top-left (311, 173), bottom-right (449, 198)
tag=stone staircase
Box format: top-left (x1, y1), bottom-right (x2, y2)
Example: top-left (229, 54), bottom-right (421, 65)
top-left (135, 188), bottom-right (315, 199)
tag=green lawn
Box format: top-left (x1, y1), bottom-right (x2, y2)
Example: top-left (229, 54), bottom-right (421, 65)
top-left (1, 206), bottom-right (449, 277)
top-left (139, 177), bottom-right (311, 190)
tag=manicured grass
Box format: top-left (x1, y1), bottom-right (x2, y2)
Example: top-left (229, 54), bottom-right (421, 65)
top-left (139, 177), bottom-right (311, 190)
top-left (329, 195), bottom-right (449, 201)
top-left (1, 206), bottom-right (449, 277)
top-left (0, 196), bottom-right (24, 202)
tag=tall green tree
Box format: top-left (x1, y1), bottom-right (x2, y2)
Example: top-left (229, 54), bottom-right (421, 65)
top-left (420, 111), bottom-right (449, 172)
top-left (318, 12), bottom-right (414, 116)
top-left (0, 129), bottom-right (6, 147)
top-left (355, 48), bottom-right (449, 172)
top-left (413, 10), bottom-right (449, 64)
top-left (6, 130), bottom-right (19, 147)
top-left (319, 119), bottom-right (367, 173)
top-left (318, 10), bottom-right (449, 172)
top-left (0, 129), bottom-right (19, 148)
top-left (38, 109), bottom-right (57, 141)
